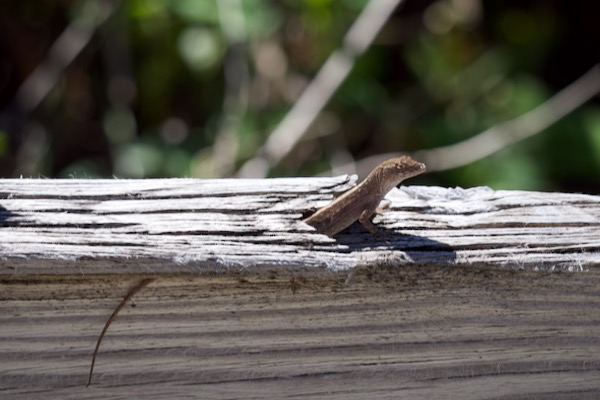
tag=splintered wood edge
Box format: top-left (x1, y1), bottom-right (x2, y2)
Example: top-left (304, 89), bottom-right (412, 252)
top-left (0, 176), bottom-right (358, 275)
top-left (1, 179), bottom-right (600, 275)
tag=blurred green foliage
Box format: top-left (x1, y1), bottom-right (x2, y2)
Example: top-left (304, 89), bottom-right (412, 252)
top-left (0, 0), bottom-right (599, 192)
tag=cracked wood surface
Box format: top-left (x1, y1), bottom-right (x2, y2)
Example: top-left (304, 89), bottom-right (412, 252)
top-left (1, 178), bottom-right (600, 398)
top-left (1, 178), bottom-right (599, 273)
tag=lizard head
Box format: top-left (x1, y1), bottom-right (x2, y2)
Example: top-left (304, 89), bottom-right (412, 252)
top-left (376, 156), bottom-right (427, 186)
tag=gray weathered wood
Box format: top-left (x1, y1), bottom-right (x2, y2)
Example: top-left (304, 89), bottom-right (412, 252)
top-left (1, 178), bottom-right (599, 274)
top-left (1, 269), bottom-right (599, 399)
top-left (1, 178), bottom-right (600, 398)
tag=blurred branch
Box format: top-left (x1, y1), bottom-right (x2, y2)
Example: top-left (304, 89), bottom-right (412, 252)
top-left (210, 0), bottom-right (249, 178)
top-left (12, 0), bottom-right (114, 113)
top-left (416, 63), bottom-right (600, 171)
top-left (344, 63), bottom-right (600, 178)
top-left (237, 0), bottom-right (405, 178)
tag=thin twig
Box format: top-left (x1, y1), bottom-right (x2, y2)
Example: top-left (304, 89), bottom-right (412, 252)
top-left (87, 278), bottom-right (154, 387)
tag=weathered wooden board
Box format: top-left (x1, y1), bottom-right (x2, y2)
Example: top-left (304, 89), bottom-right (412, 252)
top-left (1, 267), bottom-right (599, 399)
top-left (1, 178), bottom-right (600, 398)
top-left (1, 178), bottom-right (599, 274)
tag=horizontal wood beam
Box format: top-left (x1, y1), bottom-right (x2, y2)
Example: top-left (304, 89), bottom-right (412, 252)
top-left (1, 178), bottom-right (599, 397)
top-left (1, 178), bottom-right (599, 274)
top-left (1, 267), bottom-right (599, 398)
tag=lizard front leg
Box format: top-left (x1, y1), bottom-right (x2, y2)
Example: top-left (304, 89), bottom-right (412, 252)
top-left (359, 209), bottom-right (379, 235)
top-left (375, 199), bottom-right (391, 214)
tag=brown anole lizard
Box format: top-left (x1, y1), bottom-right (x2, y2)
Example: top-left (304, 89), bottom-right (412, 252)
top-left (85, 157), bottom-right (424, 384)
top-left (304, 156), bottom-right (426, 237)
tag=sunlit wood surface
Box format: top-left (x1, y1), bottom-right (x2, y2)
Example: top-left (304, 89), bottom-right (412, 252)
top-left (1, 178), bottom-right (599, 398)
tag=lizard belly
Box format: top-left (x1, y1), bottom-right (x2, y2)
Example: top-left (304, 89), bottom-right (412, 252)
top-left (305, 194), bottom-right (380, 236)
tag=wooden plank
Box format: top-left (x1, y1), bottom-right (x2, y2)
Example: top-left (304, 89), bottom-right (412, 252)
top-left (1, 178), bottom-right (600, 397)
top-left (1, 179), bottom-right (600, 274)
top-left (1, 266), bottom-right (599, 398)
top-left (0, 177), bottom-right (356, 197)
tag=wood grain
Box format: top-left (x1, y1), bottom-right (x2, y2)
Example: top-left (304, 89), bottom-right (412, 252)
top-left (1, 177), bottom-right (600, 398)
top-left (1, 267), bottom-right (599, 399)
top-left (1, 179), bottom-right (599, 273)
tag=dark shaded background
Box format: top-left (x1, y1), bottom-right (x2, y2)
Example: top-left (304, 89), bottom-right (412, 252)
top-left (0, 0), bottom-right (599, 193)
